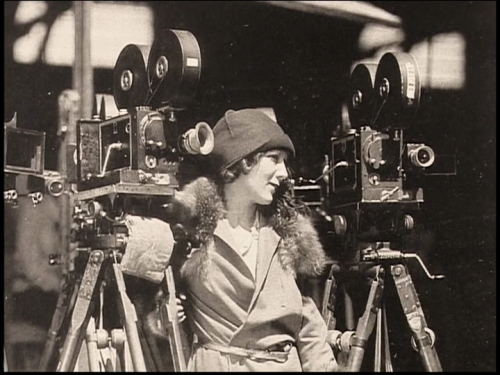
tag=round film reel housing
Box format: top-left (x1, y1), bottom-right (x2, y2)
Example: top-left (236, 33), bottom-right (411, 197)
top-left (348, 63), bottom-right (377, 129)
top-left (113, 44), bottom-right (151, 110)
top-left (146, 29), bottom-right (201, 110)
top-left (373, 52), bottom-right (421, 130)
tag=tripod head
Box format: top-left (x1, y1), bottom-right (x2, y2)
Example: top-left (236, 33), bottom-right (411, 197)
top-left (361, 244), bottom-right (444, 280)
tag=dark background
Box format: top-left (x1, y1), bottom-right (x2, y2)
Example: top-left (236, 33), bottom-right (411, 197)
top-left (4, 1), bottom-right (496, 372)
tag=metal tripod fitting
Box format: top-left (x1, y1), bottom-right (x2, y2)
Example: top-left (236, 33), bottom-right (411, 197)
top-left (391, 264), bottom-right (443, 371)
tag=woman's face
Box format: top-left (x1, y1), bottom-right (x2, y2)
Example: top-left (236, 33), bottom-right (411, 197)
top-left (239, 150), bottom-right (289, 205)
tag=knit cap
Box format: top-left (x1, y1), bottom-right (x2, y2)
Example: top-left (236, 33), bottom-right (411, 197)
top-left (211, 109), bottom-right (295, 171)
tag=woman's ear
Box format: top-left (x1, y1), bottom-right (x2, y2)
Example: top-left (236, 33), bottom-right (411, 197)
top-left (241, 156), bottom-right (257, 175)
top-left (241, 158), bottom-right (251, 174)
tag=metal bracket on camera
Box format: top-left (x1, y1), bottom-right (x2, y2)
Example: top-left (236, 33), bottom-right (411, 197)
top-left (28, 191), bottom-right (44, 206)
top-left (4, 190), bottom-right (18, 206)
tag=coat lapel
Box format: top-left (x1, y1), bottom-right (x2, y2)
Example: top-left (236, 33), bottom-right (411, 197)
top-left (213, 220), bottom-right (255, 281)
top-left (247, 225), bottom-right (281, 313)
top-left (214, 220), bottom-right (239, 254)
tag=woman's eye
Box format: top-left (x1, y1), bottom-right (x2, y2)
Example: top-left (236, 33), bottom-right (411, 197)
top-left (271, 155), bottom-right (284, 164)
top-left (265, 151), bottom-right (286, 163)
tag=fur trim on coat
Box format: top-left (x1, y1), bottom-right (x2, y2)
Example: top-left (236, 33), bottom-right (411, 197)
top-left (169, 177), bottom-right (327, 280)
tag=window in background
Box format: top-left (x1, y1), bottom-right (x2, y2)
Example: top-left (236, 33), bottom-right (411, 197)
top-left (410, 32), bottom-right (466, 90)
top-left (358, 23), bottom-right (405, 55)
top-left (14, 0), bottom-right (48, 24)
top-left (13, 1), bottom-right (50, 64)
top-left (351, 31), bottom-right (466, 91)
top-left (352, 23), bottom-right (405, 74)
top-left (13, 1), bottom-right (154, 68)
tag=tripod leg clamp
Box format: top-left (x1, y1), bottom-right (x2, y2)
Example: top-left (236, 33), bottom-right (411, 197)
top-left (411, 327), bottom-right (436, 351)
top-left (350, 336), bottom-right (368, 349)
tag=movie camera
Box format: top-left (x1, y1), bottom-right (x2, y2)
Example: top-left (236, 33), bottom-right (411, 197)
top-left (71, 30), bottom-right (213, 271)
top-left (36, 29), bottom-right (211, 372)
top-left (324, 52), bottom-right (442, 257)
top-left (4, 113), bottom-right (65, 207)
top-left (318, 52), bottom-right (451, 372)
top-left (67, 28), bottom-right (213, 286)
top-left (77, 29), bottom-right (212, 195)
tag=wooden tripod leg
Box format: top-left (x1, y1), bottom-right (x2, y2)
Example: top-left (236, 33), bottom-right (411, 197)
top-left (374, 303), bottom-right (395, 372)
top-left (138, 320), bottom-right (167, 371)
top-left (39, 276), bottom-right (79, 371)
top-left (345, 266), bottom-right (385, 372)
top-left (111, 263), bottom-right (147, 372)
top-left (374, 308), bottom-right (382, 372)
top-left (382, 306), bottom-right (394, 372)
top-left (136, 321), bottom-right (157, 371)
top-left (159, 266), bottom-right (190, 372)
top-left (56, 250), bottom-right (105, 372)
top-left (85, 317), bottom-right (101, 371)
top-left (122, 334), bottom-right (135, 371)
top-left (343, 284), bottom-right (356, 331)
top-left (390, 264), bottom-right (443, 372)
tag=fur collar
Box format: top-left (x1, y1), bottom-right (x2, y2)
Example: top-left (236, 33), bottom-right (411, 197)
top-left (169, 177), bottom-right (327, 280)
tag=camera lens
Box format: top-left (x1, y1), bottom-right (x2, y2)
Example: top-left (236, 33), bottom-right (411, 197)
top-left (88, 201), bottom-right (102, 218)
top-left (418, 149), bottom-right (431, 164)
top-left (409, 145), bottom-right (435, 168)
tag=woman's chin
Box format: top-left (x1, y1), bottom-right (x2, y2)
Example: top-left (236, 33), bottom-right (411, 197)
top-left (257, 195), bottom-right (274, 206)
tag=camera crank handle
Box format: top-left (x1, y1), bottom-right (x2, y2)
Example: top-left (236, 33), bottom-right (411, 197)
top-left (98, 142), bottom-right (124, 177)
top-left (404, 254), bottom-right (445, 280)
top-left (314, 161), bottom-right (349, 183)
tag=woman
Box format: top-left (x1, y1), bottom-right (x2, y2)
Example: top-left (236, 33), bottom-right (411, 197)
top-left (167, 109), bottom-right (338, 371)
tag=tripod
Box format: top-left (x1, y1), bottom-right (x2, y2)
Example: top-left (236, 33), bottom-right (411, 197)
top-left (56, 249), bottom-right (148, 372)
top-left (323, 243), bottom-right (443, 372)
top-left (40, 247), bottom-right (185, 372)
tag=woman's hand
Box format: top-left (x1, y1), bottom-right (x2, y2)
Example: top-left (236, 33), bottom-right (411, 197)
top-left (176, 293), bottom-right (187, 323)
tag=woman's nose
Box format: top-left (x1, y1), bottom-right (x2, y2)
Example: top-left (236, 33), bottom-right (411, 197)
top-left (275, 161), bottom-right (288, 181)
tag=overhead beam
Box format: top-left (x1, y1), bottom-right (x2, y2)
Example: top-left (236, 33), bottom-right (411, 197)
top-left (260, 1), bottom-right (402, 28)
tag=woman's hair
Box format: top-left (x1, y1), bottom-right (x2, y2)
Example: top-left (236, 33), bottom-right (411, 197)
top-left (219, 151), bottom-right (263, 184)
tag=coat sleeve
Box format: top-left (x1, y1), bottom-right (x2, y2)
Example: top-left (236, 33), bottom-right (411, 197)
top-left (297, 295), bottom-right (339, 372)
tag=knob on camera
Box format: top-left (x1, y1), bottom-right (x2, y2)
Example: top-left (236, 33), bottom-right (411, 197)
top-left (46, 178), bottom-right (64, 197)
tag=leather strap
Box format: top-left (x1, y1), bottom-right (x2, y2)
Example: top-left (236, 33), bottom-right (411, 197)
top-left (201, 342), bottom-right (292, 363)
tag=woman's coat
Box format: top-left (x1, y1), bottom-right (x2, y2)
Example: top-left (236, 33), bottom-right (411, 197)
top-left (169, 177), bottom-right (338, 371)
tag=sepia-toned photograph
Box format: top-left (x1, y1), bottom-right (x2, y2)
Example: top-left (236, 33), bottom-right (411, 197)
top-left (4, 1), bottom-right (495, 372)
